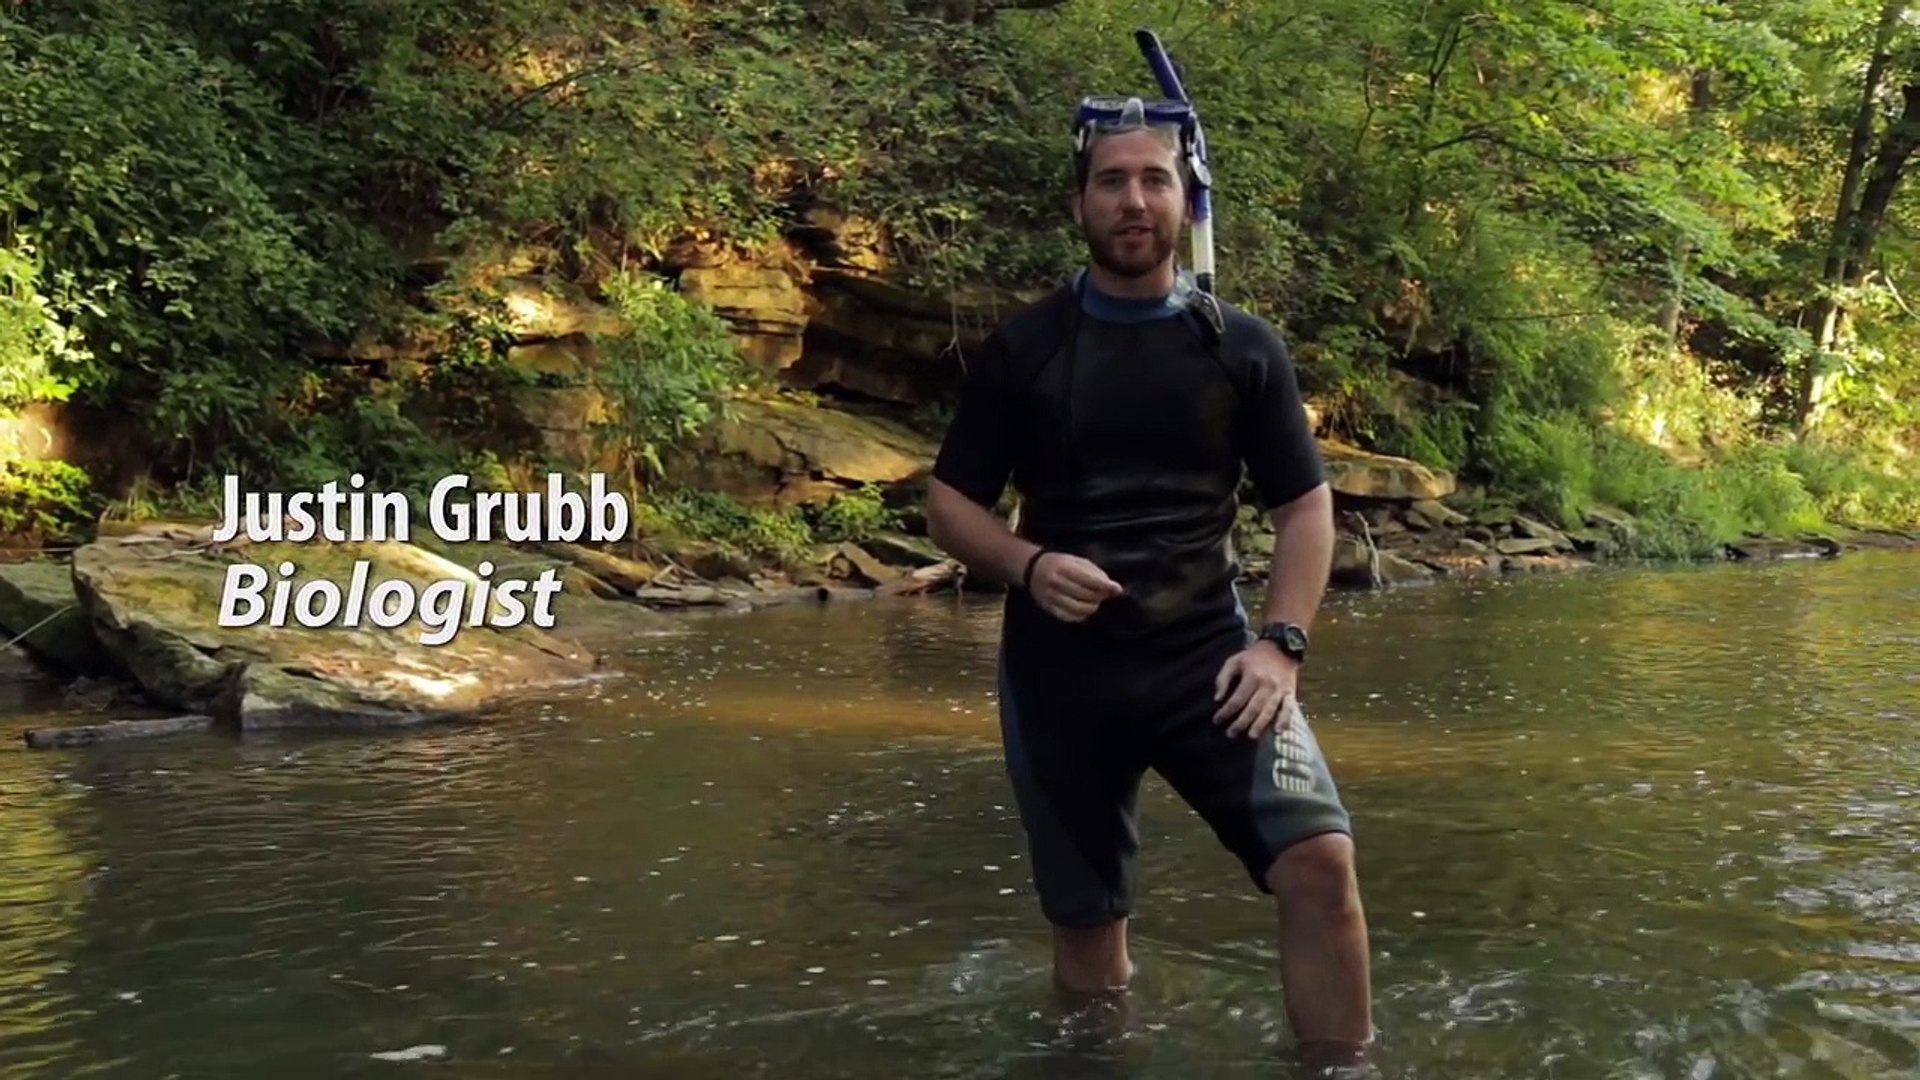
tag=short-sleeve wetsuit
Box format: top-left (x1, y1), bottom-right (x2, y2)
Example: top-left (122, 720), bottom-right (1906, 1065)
top-left (932, 269), bottom-right (1354, 929)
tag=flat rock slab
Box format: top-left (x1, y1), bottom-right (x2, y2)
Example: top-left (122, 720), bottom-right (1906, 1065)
top-left (1319, 439), bottom-right (1456, 501)
top-left (69, 527), bottom-right (600, 733)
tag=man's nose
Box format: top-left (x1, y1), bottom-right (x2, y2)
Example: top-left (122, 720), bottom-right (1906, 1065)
top-left (1119, 179), bottom-right (1148, 210)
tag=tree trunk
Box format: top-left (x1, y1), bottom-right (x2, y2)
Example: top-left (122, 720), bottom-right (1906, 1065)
top-left (1803, 81), bottom-right (1920, 431)
top-left (1660, 69), bottom-right (1716, 345)
top-left (1800, 0), bottom-right (1906, 432)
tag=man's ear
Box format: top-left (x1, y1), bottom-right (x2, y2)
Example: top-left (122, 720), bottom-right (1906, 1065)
top-left (1070, 190), bottom-right (1084, 227)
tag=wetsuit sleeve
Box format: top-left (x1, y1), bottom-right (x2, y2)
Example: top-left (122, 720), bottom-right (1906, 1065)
top-left (1239, 319), bottom-right (1326, 508)
top-left (931, 330), bottom-right (1016, 508)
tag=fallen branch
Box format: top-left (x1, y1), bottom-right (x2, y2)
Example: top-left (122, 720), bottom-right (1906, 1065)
top-left (631, 585), bottom-right (739, 607)
top-left (1343, 511), bottom-right (1384, 588)
top-left (22, 714), bottom-right (214, 750)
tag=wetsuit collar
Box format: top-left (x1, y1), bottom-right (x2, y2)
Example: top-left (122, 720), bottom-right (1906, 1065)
top-left (1074, 267), bottom-right (1196, 323)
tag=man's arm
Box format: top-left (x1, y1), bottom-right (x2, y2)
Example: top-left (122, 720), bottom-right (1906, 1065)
top-left (1257, 481), bottom-right (1334, 634)
top-left (1213, 319), bottom-right (1333, 735)
top-left (1238, 319), bottom-right (1333, 637)
top-left (925, 479), bottom-right (1042, 587)
top-left (924, 329), bottom-right (1036, 585)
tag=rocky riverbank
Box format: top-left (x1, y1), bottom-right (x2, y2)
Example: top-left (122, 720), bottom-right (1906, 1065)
top-left (527, 406), bottom-right (1917, 611)
top-left (3, 367), bottom-right (1910, 750)
top-left (5, 482), bottom-right (1911, 750)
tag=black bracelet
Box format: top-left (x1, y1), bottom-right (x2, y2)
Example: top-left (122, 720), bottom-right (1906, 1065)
top-left (1021, 548), bottom-right (1049, 589)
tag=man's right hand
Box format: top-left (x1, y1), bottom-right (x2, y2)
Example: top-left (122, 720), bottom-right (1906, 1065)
top-left (1028, 552), bottom-right (1123, 623)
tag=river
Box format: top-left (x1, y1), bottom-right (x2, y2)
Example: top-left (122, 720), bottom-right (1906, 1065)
top-left (1, 551), bottom-right (1915, 1079)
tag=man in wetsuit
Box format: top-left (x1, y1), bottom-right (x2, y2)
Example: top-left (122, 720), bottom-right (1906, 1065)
top-left (923, 100), bottom-right (1375, 1065)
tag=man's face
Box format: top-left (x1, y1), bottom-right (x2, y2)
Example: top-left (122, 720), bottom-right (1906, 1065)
top-left (1072, 128), bottom-right (1187, 280)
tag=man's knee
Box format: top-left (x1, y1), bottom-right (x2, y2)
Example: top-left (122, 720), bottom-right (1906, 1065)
top-left (1264, 831), bottom-right (1361, 916)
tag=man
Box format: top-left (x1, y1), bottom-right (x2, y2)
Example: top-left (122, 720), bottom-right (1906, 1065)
top-left (922, 97), bottom-right (1375, 1067)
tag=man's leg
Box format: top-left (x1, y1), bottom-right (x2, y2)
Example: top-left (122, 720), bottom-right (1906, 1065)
top-left (1052, 919), bottom-right (1132, 997)
top-left (1265, 832), bottom-right (1373, 1065)
top-left (1150, 671), bottom-right (1375, 1059)
top-left (997, 652), bottom-right (1146, 996)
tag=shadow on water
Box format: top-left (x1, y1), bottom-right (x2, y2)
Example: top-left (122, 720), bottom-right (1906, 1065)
top-left (1, 551), bottom-right (1917, 1078)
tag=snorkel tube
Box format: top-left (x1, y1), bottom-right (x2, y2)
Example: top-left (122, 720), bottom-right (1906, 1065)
top-left (1134, 28), bottom-right (1215, 296)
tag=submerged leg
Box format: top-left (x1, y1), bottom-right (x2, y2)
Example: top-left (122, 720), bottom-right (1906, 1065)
top-left (1265, 832), bottom-right (1374, 1067)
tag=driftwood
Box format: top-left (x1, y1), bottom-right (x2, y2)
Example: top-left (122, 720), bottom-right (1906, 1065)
top-left (628, 583), bottom-right (890, 610)
top-left (1725, 536), bottom-right (1842, 561)
top-left (23, 714), bottom-right (214, 749)
top-left (631, 585), bottom-right (738, 607)
top-left (874, 558), bottom-right (964, 597)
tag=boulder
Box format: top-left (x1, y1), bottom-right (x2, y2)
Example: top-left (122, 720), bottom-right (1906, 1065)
top-left (67, 527), bottom-right (599, 733)
top-left (1563, 527), bottom-right (1615, 555)
top-left (1319, 439), bottom-right (1456, 501)
top-left (0, 560), bottom-right (123, 677)
top-left (508, 338), bottom-right (594, 383)
top-left (1407, 499), bottom-right (1468, 529)
top-left (665, 395), bottom-right (938, 509)
top-left (828, 542), bottom-right (900, 586)
top-left (1330, 536), bottom-right (1437, 587)
top-left (1493, 537), bottom-right (1561, 556)
top-left (1511, 514), bottom-right (1574, 550)
top-left (1584, 504), bottom-right (1638, 540)
top-left (857, 532), bottom-right (948, 568)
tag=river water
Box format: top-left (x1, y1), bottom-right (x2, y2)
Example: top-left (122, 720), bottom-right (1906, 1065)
top-left (1, 551), bottom-right (1915, 1079)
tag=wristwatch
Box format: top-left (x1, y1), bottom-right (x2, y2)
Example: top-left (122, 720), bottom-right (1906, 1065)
top-left (1257, 621), bottom-right (1309, 662)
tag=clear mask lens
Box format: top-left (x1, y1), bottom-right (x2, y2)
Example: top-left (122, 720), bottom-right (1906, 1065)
top-left (1072, 95), bottom-right (1193, 151)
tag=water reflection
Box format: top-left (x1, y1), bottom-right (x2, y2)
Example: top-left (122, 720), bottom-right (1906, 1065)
top-left (0, 552), bottom-right (1914, 1078)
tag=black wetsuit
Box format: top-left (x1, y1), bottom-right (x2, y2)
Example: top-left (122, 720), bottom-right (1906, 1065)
top-left (932, 270), bottom-right (1353, 928)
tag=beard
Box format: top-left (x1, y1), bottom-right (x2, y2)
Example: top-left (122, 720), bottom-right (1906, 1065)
top-left (1083, 216), bottom-right (1178, 279)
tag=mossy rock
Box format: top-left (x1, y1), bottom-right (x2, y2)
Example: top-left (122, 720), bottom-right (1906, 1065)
top-left (0, 560), bottom-right (125, 677)
top-left (68, 526), bottom-right (601, 732)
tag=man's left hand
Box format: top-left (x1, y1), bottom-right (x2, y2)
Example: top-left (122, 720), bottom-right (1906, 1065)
top-left (1213, 641), bottom-right (1298, 739)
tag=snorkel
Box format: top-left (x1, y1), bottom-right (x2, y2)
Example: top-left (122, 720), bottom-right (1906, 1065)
top-left (1134, 29), bottom-right (1214, 297)
top-left (1070, 29), bottom-right (1216, 298)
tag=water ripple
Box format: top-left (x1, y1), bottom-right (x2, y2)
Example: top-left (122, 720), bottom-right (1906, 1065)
top-left (0, 552), bottom-right (1916, 1077)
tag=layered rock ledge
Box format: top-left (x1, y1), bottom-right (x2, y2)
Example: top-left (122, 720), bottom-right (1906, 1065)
top-left (8, 523), bottom-right (601, 748)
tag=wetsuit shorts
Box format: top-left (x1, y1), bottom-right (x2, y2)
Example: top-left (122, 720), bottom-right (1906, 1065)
top-left (996, 623), bottom-right (1353, 929)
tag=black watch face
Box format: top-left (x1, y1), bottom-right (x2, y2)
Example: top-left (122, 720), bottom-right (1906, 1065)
top-left (1282, 625), bottom-right (1308, 651)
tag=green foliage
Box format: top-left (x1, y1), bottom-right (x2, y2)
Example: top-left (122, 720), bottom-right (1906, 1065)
top-left (0, 238), bottom-right (88, 410)
top-left (1472, 409), bottom-right (1892, 558)
top-left (0, 0), bottom-right (1914, 556)
top-left (591, 271), bottom-right (751, 482)
top-left (0, 5), bottom-right (389, 475)
top-left (1783, 435), bottom-right (1920, 529)
top-left (635, 482), bottom-right (904, 569)
top-left (809, 482), bottom-right (900, 543)
top-left (638, 488), bottom-right (815, 568)
top-left (0, 459), bottom-right (101, 544)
